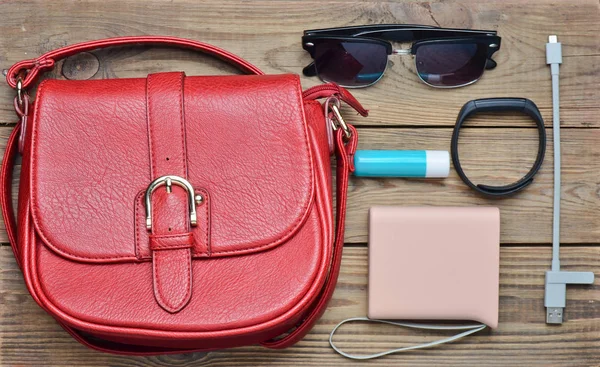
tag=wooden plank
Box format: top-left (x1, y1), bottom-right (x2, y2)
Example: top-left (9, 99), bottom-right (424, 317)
top-left (0, 0), bottom-right (598, 127)
top-left (345, 127), bottom-right (600, 244)
top-left (1, 246), bottom-right (598, 366)
top-left (0, 1), bottom-right (598, 365)
top-left (1, 127), bottom-right (598, 244)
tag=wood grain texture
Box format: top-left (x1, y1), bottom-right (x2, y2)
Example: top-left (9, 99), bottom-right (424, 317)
top-left (1, 126), bottom-right (598, 244)
top-left (0, 0), bottom-right (598, 127)
top-left (345, 127), bottom-right (600, 244)
top-left (0, 0), bottom-right (598, 366)
top-left (1, 246), bottom-right (599, 366)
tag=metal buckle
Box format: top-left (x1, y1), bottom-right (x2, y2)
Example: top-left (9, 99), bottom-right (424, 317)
top-left (145, 175), bottom-right (201, 230)
top-left (16, 78), bottom-right (24, 106)
top-left (325, 96), bottom-right (351, 140)
top-left (330, 104), bottom-right (351, 139)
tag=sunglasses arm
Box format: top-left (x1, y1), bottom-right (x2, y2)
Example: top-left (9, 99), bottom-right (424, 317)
top-left (485, 58), bottom-right (497, 70)
top-left (304, 24), bottom-right (439, 36)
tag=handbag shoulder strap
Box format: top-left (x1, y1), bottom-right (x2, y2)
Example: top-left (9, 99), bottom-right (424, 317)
top-left (260, 125), bottom-right (358, 349)
top-left (7, 35), bottom-right (264, 90)
top-left (1, 122), bottom-right (21, 267)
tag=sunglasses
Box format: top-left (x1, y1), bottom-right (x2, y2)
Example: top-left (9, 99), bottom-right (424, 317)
top-left (302, 24), bottom-right (501, 88)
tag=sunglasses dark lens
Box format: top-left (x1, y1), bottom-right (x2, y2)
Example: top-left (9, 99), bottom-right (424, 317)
top-left (415, 43), bottom-right (487, 87)
top-left (313, 40), bottom-right (388, 87)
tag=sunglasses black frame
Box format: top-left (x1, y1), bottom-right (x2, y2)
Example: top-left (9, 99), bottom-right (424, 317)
top-left (302, 24), bottom-right (501, 87)
top-left (303, 24), bottom-right (498, 40)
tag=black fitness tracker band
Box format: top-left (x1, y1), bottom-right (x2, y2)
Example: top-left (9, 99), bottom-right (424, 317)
top-left (451, 98), bottom-right (546, 197)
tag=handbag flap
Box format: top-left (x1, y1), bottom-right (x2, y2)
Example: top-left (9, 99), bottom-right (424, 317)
top-left (29, 74), bottom-right (315, 262)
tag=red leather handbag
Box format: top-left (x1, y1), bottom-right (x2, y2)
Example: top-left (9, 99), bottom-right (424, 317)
top-left (1, 36), bottom-right (367, 354)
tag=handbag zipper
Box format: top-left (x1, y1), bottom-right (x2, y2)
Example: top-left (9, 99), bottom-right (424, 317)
top-left (302, 83), bottom-right (369, 117)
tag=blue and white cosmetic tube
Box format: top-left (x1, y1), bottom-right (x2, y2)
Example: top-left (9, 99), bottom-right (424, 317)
top-left (354, 150), bottom-right (450, 178)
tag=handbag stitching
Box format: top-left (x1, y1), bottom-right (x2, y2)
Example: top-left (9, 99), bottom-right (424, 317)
top-left (149, 233), bottom-right (194, 250)
top-left (152, 249), bottom-right (192, 311)
top-left (146, 75), bottom-right (157, 179)
top-left (30, 75), bottom-right (314, 261)
top-left (151, 242), bottom-right (194, 251)
top-left (27, 219), bottom-right (325, 335)
top-left (178, 72), bottom-right (189, 177)
top-left (30, 80), bottom-right (137, 261)
top-left (200, 188), bottom-right (210, 256)
top-left (135, 190), bottom-right (142, 258)
top-left (205, 74), bottom-right (315, 256)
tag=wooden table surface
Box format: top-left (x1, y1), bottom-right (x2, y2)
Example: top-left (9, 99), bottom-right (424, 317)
top-left (1, 1), bottom-right (599, 366)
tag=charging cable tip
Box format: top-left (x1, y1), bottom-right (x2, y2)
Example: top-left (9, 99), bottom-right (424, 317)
top-left (546, 307), bottom-right (564, 324)
top-left (546, 36), bottom-right (562, 67)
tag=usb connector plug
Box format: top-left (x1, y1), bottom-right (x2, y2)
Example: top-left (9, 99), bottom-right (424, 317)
top-left (545, 271), bottom-right (594, 324)
top-left (546, 307), bottom-right (563, 324)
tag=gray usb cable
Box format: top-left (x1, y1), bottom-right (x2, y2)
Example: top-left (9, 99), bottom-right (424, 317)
top-left (544, 35), bottom-right (595, 324)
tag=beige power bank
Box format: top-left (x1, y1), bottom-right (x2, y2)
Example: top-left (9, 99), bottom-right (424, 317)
top-left (368, 206), bottom-right (500, 328)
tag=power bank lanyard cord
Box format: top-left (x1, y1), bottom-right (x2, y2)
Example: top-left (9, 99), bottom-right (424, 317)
top-left (329, 317), bottom-right (486, 360)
